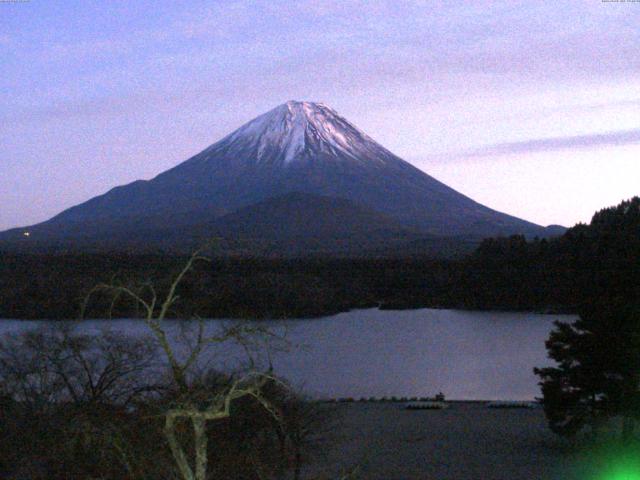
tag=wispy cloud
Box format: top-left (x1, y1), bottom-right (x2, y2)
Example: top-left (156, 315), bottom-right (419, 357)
top-left (466, 129), bottom-right (640, 157)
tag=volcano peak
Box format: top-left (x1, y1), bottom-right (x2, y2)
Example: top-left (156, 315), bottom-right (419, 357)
top-left (0, 101), bottom-right (551, 253)
top-left (207, 100), bottom-right (382, 166)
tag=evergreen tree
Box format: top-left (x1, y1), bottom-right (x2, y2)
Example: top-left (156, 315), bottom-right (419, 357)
top-left (535, 302), bottom-right (640, 439)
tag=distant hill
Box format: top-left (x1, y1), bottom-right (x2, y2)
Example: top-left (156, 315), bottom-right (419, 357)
top-left (0, 101), bottom-right (563, 255)
top-left (213, 192), bottom-right (402, 239)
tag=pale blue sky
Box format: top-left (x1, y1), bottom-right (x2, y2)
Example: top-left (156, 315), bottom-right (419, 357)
top-left (1, 0), bottom-right (639, 230)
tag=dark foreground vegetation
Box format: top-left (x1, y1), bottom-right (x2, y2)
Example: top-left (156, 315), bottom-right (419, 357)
top-left (531, 198), bottom-right (640, 445)
top-left (0, 253), bottom-right (339, 480)
top-left (0, 197), bottom-right (638, 320)
top-left (536, 303), bottom-right (640, 440)
top-left (0, 324), bottom-right (333, 480)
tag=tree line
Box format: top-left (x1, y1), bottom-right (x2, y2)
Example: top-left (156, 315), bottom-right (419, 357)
top-left (2, 198), bottom-right (638, 320)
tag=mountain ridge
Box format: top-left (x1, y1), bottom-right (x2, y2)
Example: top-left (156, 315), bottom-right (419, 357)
top-left (0, 100), bottom-right (563, 254)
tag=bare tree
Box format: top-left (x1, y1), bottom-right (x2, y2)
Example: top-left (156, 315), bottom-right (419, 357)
top-left (83, 247), bottom-right (286, 480)
top-left (0, 323), bottom-right (163, 479)
top-left (0, 323), bottom-right (158, 409)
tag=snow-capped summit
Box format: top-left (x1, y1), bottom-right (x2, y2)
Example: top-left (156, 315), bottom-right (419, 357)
top-left (198, 101), bottom-right (392, 167)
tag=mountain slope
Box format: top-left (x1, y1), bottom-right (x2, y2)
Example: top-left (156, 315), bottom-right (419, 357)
top-left (213, 192), bottom-right (405, 240)
top-left (0, 101), bottom-right (557, 253)
top-left (205, 192), bottom-right (435, 256)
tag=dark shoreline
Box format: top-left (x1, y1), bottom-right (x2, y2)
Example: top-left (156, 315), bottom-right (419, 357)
top-left (0, 304), bottom-right (576, 322)
top-left (0, 251), bottom-right (580, 320)
top-left (305, 402), bottom-right (582, 480)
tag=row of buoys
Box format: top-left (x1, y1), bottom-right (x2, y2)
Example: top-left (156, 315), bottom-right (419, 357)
top-left (405, 401), bottom-right (448, 410)
top-left (406, 400), bottom-right (538, 410)
top-left (486, 401), bottom-right (537, 409)
top-left (322, 398), bottom-right (538, 409)
top-left (324, 394), bottom-right (446, 404)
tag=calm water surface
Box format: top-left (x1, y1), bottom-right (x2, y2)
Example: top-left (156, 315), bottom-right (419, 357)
top-left (0, 309), bottom-right (573, 400)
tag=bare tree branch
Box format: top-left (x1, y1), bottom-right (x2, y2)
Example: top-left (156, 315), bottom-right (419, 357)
top-left (79, 243), bottom-right (288, 480)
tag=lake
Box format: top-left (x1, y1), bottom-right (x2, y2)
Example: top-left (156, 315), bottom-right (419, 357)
top-left (0, 308), bottom-right (573, 401)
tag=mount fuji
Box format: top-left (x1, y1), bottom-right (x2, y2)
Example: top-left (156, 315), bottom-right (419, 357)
top-left (0, 101), bottom-right (561, 255)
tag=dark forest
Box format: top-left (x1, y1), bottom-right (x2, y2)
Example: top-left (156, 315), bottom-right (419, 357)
top-left (2, 197), bottom-right (637, 321)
